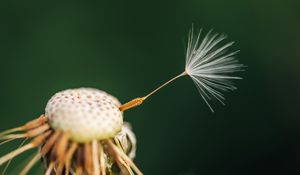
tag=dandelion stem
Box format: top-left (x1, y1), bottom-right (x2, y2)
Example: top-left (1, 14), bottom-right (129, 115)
top-left (143, 71), bottom-right (187, 100)
top-left (119, 71), bottom-right (186, 112)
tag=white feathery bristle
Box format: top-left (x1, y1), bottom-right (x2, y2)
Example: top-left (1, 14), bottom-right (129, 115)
top-left (185, 28), bottom-right (244, 112)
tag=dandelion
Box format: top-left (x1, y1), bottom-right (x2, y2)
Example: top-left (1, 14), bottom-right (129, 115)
top-left (0, 88), bottom-right (140, 175)
top-left (0, 27), bottom-right (243, 175)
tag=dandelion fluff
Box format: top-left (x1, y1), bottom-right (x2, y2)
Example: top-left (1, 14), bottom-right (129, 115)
top-left (120, 28), bottom-right (244, 112)
top-left (185, 28), bottom-right (244, 111)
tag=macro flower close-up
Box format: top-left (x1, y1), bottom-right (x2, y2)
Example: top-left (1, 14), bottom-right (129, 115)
top-left (0, 1), bottom-right (299, 175)
top-left (0, 27), bottom-right (242, 175)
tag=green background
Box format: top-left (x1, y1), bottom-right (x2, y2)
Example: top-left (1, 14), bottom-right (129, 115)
top-left (0, 0), bottom-right (299, 174)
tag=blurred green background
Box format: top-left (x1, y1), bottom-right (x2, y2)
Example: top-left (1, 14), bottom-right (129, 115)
top-left (0, 0), bottom-right (299, 174)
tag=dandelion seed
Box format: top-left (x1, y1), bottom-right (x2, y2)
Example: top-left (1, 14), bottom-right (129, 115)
top-left (120, 27), bottom-right (244, 112)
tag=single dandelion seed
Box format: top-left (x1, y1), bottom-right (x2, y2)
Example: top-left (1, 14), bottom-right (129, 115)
top-left (0, 27), bottom-right (244, 175)
top-left (120, 28), bottom-right (244, 112)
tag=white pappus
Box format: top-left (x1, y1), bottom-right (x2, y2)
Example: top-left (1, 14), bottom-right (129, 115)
top-left (185, 28), bottom-right (244, 111)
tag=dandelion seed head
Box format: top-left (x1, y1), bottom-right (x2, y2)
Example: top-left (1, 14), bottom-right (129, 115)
top-left (45, 88), bottom-right (123, 142)
top-left (185, 28), bottom-right (244, 111)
